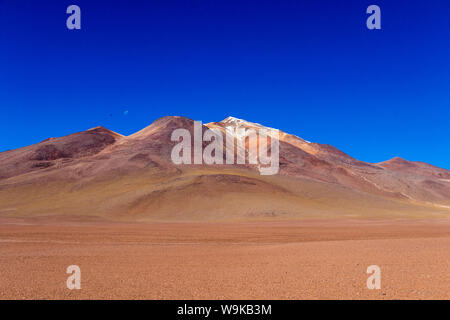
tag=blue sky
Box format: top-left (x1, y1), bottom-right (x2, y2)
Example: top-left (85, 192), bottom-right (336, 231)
top-left (1, 0), bottom-right (449, 169)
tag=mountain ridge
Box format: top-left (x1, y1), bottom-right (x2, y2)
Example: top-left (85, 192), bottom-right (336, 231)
top-left (0, 115), bottom-right (449, 221)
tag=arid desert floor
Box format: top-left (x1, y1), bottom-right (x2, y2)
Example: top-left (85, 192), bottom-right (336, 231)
top-left (0, 217), bottom-right (449, 300)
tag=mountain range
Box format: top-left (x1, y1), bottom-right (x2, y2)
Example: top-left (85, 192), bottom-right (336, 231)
top-left (0, 116), bottom-right (449, 221)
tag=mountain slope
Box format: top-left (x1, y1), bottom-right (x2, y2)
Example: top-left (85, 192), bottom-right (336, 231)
top-left (0, 116), bottom-right (449, 221)
top-left (0, 127), bottom-right (122, 180)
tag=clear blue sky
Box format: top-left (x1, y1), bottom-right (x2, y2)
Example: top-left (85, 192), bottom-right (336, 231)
top-left (1, 0), bottom-right (449, 169)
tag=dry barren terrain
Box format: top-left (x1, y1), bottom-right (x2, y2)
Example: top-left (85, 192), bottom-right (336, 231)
top-left (0, 218), bottom-right (448, 299)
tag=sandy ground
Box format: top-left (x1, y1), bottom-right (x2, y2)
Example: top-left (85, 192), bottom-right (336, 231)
top-left (0, 218), bottom-right (448, 300)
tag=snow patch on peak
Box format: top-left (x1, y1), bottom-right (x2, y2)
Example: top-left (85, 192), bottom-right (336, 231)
top-left (221, 116), bottom-right (269, 129)
top-left (220, 116), bottom-right (311, 144)
top-left (222, 116), bottom-right (250, 125)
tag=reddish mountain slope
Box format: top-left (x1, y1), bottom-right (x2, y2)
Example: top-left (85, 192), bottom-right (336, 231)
top-left (0, 116), bottom-right (449, 221)
top-left (0, 127), bottom-right (122, 180)
top-left (379, 157), bottom-right (450, 180)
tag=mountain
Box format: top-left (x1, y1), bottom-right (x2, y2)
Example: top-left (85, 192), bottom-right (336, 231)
top-left (0, 126), bottom-right (122, 180)
top-left (0, 116), bottom-right (449, 221)
top-left (378, 157), bottom-right (450, 180)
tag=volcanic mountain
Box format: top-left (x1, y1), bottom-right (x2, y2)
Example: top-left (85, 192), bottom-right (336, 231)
top-left (0, 116), bottom-right (449, 221)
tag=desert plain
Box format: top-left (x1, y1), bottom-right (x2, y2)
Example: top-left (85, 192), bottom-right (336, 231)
top-left (0, 217), bottom-right (448, 300)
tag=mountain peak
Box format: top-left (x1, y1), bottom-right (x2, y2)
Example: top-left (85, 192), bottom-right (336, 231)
top-left (381, 157), bottom-right (411, 165)
top-left (220, 116), bottom-right (272, 130)
top-left (129, 116), bottom-right (196, 139)
top-left (222, 116), bottom-right (244, 122)
top-left (390, 156), bottom-right (407, 162)
top-left (86, 126), bottom-right (123, 138)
